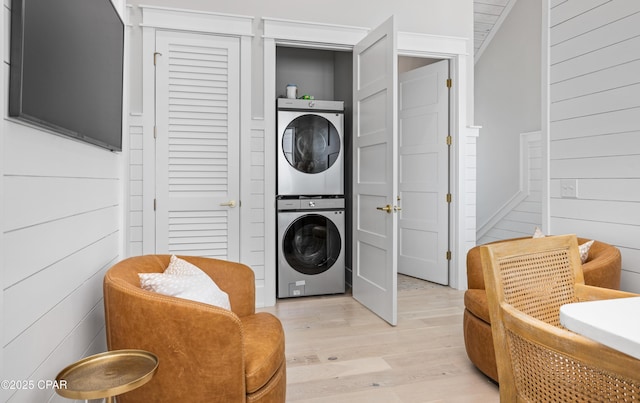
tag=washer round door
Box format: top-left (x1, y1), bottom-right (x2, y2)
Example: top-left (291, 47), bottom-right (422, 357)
top-left (282, 213), bottom-right (342, 275)
top-left (281, 114), bottom-right (341, 174)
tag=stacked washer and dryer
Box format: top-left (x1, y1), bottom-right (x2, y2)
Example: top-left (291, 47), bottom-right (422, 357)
top-left (276, 98), bottom-right (346, 298)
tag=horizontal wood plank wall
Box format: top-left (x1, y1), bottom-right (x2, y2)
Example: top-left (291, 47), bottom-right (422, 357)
top-left (2, 3), bottom-right (122, 401)
top-left (248, 121), bottom-right (267, 306)
top-left (128, 117), bottom-right (144, 256)
top-left (460, 127), bottom-right (480, 288)
top-left (466, 134), bottom-right (478, 248)
top-left (549, 0), bottom-right (640, 292)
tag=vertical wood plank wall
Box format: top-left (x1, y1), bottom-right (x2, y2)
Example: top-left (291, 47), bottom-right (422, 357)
top-left (549, 0), bottom-right (640, 292)
top-left (1, 1), bottom-right (123, 401)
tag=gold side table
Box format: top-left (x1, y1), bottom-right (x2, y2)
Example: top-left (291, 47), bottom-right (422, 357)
top-left (55, 349), bottom-right (158, 403)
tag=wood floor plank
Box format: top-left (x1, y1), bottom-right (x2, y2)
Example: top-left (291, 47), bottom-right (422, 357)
top-left (259, 275), bottom-right (499, 402)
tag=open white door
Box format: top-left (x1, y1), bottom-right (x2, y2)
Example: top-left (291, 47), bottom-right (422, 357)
top-left (154, 31), bottom-right (240, 260)
top-left (352, 17), bottom-right (398, 325)
top-left (397, 60), bottom-right (449, 285)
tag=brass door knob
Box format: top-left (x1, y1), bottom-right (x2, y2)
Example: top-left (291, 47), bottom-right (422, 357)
top-left (376, 204), bottom-right (392, 213)
top-left (219, 200), bottom-right (236, 208)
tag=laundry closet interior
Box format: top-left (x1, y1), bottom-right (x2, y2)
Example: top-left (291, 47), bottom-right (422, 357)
top-left (274, 45), bottom-right (444, 300)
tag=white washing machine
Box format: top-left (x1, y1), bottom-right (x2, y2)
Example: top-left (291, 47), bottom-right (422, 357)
top-left (277, 99), bottom-right (344, 196)
top-left (277, 197), bottom-right (345, 298)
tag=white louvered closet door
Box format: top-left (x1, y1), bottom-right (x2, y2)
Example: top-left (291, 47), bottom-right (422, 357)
top-left (154, 31), bottom-right (240, 260)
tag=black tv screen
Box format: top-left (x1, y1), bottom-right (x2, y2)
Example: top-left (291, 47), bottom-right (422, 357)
top-left (9, 0), bottom-right (124, 151)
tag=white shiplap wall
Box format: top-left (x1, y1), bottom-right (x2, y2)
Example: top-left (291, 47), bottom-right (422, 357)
top-left (2, 104), bottom-right (121, 403)
top-left (1, 1), bottom-right (123, 402)
top-left (247, 121), bottom-right (268, 304)
top-left (549, 0), bottom-right (640, 293)
top-left (128, 116), bottom-right (144, 256)
top-left (464, 130), bottom-right (479, 257)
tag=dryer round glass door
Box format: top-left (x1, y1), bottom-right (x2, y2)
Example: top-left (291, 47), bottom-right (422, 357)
top-left (282, 213), bottom-right (342, 275)
top-left (281, 114), bottom-right (341, 174)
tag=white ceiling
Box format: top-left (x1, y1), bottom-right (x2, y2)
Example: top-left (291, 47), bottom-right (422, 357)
top-left (474, 0), bottom-right (515, 62)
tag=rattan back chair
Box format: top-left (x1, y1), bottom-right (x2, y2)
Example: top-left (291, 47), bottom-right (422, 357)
top-left (480, 234), bottom-right (640, 402)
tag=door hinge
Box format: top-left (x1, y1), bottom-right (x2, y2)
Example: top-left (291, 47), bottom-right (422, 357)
top-left (446, 78), bottom-right (452, 88)
top-left (154, 126), bottom-right (157, 139)
top-left (446, 250), bottom-right (452, 260)
top-left (446, 193), bottom-right (452, 203)
top-left (153, 199), bottom-right (157, 211)
top-left (446, 135), bottom-right (452, 146)
top-left (153, 52), bottom-right (162, 66)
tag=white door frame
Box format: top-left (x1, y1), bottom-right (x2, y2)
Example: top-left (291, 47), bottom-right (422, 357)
top-left (138, 7), bottom-right (253, 257)
top-left (263, 18), bottom-right (473, 307)
top-left (397, 59), bottom-right (450, 285)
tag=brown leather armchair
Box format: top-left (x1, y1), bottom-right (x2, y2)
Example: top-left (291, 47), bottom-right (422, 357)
top-left (463, 237), bottom-right (622, 383)
top-left (104, 255), bottom-right (286, 403)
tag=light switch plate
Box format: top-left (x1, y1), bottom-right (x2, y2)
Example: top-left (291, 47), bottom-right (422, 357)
top-left (560, 179), bottom-right (578, 198)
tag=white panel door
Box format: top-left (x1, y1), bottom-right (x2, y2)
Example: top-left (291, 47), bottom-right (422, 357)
top-left (155, 31), bottom-right (240, 260)
top-left (397, 60), bottom-right (449, 285)
top-left (352, 17), bottom-right (398, 325)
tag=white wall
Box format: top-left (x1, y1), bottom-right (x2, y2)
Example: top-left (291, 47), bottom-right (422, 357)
top-left (1, 1), bottom-right (125, 401)
top-left (475, 0), bottom-right (542, 229)
top-left (478, 132), bottom-right (542, 244)
top-left (549, 0), bottom-right (640, 293)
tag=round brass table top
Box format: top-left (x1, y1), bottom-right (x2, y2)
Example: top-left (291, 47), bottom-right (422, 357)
top-left (55, 349), bottom-right (159, 400)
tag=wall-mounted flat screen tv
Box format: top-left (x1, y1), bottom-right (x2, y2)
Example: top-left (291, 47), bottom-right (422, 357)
top-left (9, 0), bottom-right (124, 151)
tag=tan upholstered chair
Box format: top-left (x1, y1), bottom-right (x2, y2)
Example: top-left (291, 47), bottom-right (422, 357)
top-left (103, 255), bottom-right (286, 403)
top-left (481, 235), bottom-right (640, 402)
top-left (463, 236), bottom-right (621, 382)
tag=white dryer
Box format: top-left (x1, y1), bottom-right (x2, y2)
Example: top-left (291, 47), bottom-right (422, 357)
top-left (277, 99), bottom-right (344, 196)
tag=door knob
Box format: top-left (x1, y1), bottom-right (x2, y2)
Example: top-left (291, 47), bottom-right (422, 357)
top-left (220, 200), bottom-right (236, 208)
top-left (376, 204), bottom-right (392, 213)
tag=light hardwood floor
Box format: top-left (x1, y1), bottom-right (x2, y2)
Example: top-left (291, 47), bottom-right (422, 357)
top-left (259, 275), bottom-right (499, 402)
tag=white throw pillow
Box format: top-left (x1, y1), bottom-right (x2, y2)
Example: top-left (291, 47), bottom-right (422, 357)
top-left (139, 255), bottom-right (231, 310)
top-left (531, 227), bottom-right (593, 264)
top-left (532, 226), bottom-right (545, 239)
top-left (578, 240), bottom-right (595, 264)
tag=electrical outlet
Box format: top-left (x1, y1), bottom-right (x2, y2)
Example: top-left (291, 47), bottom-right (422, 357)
top-left (560, 179), bottom-right (578, 198)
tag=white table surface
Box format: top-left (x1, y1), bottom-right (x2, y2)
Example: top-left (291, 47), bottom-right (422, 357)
top-left (560, 296), bottom-right (640, 360)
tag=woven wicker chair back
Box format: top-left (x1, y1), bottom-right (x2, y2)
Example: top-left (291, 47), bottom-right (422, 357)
top-left (481, 235), bottom-right (640, 402)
